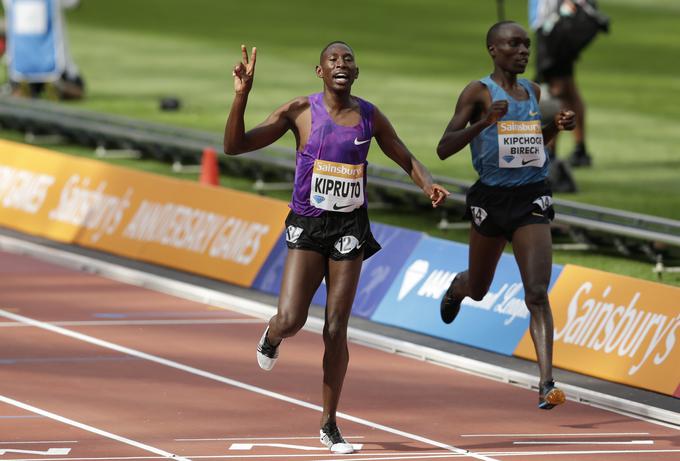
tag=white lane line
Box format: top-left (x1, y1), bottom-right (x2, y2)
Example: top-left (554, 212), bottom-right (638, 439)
top-left (229, 442), bottom-right (364, 451)
top-left (176, 436), bottom-right (365, 441)
top-left (0, 395), bottom-right (189, 461)
top-left (461, 432), bottom-right (650, 437)
top-left (0, 319), bottom-right (263, 327)
top-left (0, 308), bottom-right (498, 461)
top-left (0, 440), bottom-right (78, 444)
top-left (0, 448), bottom-right (71, 455)
top-left (514, 440), bottom-right (654, 445)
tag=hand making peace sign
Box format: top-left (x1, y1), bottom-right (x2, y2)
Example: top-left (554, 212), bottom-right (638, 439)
top-left (232, 45), bottom-right (257, 95)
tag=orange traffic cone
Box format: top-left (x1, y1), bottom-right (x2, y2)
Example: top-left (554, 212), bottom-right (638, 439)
top-left (199, 147), bottom-right (219, 186)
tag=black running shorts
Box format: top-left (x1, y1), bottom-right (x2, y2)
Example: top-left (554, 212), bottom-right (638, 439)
top-left (464, 180), bottom-right (554, 241)
top-left (284, 207), bottom-right (381, 261)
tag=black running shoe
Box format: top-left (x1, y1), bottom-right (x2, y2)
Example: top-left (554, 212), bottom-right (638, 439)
top-left (320, 422), bottom-right (354, 454)
top-left (440, 274), bottom-right (462, 324)
top-left (538, 380), bottom-right (566, 410)
top-left (256, 326), bottom-right (279, 371)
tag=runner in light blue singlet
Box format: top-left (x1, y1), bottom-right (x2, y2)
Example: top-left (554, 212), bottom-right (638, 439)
top-left (436, 21), bottom-right (575, 411)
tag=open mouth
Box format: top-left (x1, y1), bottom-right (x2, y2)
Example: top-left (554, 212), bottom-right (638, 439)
top-left (333, 72), bottom-right (349, 84)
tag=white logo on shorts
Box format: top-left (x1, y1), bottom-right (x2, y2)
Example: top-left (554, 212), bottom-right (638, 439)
top-left (286, 225), bottom-right (303, 243)
top-left (334, 235), bottom-right (360, 254)
top-left (533, 195), bottom-right (553, 211)
top-left (470, 206), bottom-right (488, 226)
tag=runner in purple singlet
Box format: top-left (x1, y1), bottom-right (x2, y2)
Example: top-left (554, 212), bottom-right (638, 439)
top-left (224, 42), bottom-right (449, 454)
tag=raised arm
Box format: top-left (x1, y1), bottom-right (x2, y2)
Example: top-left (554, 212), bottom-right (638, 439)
top-left (224, 45), bottom-right (297, 155)
top-left (436, 81), bottom-right (508, 160)
top-left (373, 107), bottom-right (449, 208)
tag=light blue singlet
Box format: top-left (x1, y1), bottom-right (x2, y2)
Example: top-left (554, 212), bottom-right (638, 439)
top-left (470, 76), bottom-right (549, 187)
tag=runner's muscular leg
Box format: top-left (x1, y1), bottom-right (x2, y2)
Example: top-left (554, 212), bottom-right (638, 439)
top-left (452, 226), bottom-right (506, 301)
top-left (320, 253), bottom-right (363, 427)
top-left (511, 223), bottom-right (554, 385)
top-left (266, 249), bottom-right (327, 345)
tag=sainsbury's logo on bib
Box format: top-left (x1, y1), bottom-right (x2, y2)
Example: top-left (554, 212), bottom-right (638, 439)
top-left (497, 121), bottom-right (542, 135)
top-left (313, 160), bottom-right (363, 179)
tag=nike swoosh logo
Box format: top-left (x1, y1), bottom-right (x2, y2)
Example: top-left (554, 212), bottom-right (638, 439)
top-left (333, 203), bottom-right (353, 210)
top-left (531, 212), bottom-right (544, 217)
top-left (522, 158), bottom-right (538, 165)
top-left (353, 137), bottom-right (370, 145)
top-left (529, 111), bottom-right (539, 116)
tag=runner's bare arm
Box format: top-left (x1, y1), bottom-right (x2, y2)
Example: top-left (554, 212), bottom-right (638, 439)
top-left (436, 81), bottom-right (507, 160)
top-left (224, 97), bottom-right (309, 154)
top-left (534, 82), bottom-right (576, 144)
top-left (542, 110), bottom-right (576, 145)
top-left (373, 107), bottom-right (449, 208)
top-left (224, 45), bottom-right (304, 154)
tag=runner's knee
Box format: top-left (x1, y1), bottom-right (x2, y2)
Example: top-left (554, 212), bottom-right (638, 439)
top-left (524, 284), bottom-right (550, 308)
top-left (323, 317), bottom-right (348, 345)
top-left (275, 312), bottom-right (306, 338)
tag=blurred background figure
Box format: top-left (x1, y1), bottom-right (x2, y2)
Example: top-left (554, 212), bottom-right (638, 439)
top-left (0, 18), bottom-right (5, 57)
top-left (2, 0), bottom-right (85, 100)
top-left (529, 0), bottom-right (609, 171)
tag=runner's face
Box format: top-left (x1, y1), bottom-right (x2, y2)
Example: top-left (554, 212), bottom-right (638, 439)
top-left (490, 24), bottom-right (530, 74)
top-left (316, 44), bottom-right (358, 91)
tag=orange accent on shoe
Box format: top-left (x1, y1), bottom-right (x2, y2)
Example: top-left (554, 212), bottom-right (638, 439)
top-left (544, 388), bottom-right (566, 406)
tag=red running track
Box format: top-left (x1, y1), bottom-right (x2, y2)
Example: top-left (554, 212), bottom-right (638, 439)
top-left (0, 249), bottom-right (678, 461)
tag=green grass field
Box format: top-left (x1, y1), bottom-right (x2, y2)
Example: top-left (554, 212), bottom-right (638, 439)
top-left (3, 0), bottom-right (679, 216)
top-left (1, 0), bottom-right (679, 285)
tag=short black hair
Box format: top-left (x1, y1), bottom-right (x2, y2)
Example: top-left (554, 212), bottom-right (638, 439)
top-left (486, 21), bottom-right (519, 47)
top-left (320, 41), bottom-right (354, 61)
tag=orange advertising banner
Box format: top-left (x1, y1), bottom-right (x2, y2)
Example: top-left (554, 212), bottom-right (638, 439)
top-left (0, 139), bottom-right (290, 287)
top-left (514, 264), bottom-right (680, 396)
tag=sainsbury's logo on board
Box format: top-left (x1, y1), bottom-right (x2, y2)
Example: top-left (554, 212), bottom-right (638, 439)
top-left (555, 282), bottom-right (680, 376)
top-left (515, 264), bottom-right (680, 397)
top-left (48, 174), bottom-right (133, 243)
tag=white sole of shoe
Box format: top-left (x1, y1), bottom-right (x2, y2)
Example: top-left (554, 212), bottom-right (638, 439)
top-left (320, 429), bottom-right (356, 454)
top-left (330, 442), bottom-right (355, 454)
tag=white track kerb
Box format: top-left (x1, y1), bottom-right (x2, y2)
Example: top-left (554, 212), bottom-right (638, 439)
top-left (0, 234), bottom-right (678, 432)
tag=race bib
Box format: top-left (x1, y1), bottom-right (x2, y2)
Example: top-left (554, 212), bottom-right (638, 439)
top-left (14, 0), bottom-right (48, 35)
top-left (310, 159), bottom-right (364, 212)
top-left (497, 120), bottom-right (545, 168)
